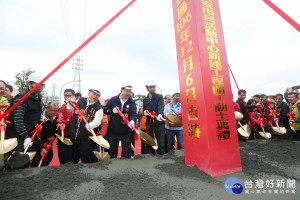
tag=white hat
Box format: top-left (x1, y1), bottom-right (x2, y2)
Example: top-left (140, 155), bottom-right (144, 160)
top-left (121, 83), bottom-right (133, 90)
top-left (27, 72), bottom-right (43, 83)
top-left (89, 89), bottom-right (101, 96)
top-left (145, 80), bottom-right (156, 87)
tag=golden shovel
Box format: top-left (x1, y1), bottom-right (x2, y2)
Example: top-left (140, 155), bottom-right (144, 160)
top-left (6, 119), bottom-right (47, 169)
top-left (271, 121), bottom-right (287, 134)
top-left (139, 130), bottom-right (158, 150)
top-left (237, 122), bottom-right (251, 140)
top-left (258, 127), bottom-right (272, 139)
top-left (89, 128), bottom-right (110, 149)
top-left (93, 146), bottom-right (110, 161)
top-left (55, 115), bottom-right (72, 145)
top-left (235, 111), bottom-right (243, 122)
top-left (55, 133), bottom-right (73, 145)
top-left (0, 113), bottom-right (18, 154)
top-left (115, 107), bottom-right (158, 150)
top-left (7, 144), bottom-right (37, 169)
top-left (165, 115), bottom-right (182, 127)
top-left (0, 127), bottom-right (18, 154)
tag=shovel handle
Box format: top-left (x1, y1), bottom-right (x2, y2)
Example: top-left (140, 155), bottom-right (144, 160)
top-left (24, 145), bottom-right (30, 154)
top-left (38, 153), bottom-right (47, 167)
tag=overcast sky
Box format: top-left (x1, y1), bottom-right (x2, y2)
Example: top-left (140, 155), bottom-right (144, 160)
top-left (0, 0), bottom-right (299, 102)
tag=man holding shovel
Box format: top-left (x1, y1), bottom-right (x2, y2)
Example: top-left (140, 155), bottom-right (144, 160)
top-left (143, 81), bottom-right (165, 155)
top-left (236, 89), bottom-right (262, 126)
top-left (68, 89), bottom-right (103, 163)
top-left (288, 92), bottom-right (300, 141)
top-left (56, 89), bottom-right (75, 164)
top-left (274, 93), bottom-right (294, 140)
top-left (5, 73), bottom-right (45, 168)
top-left (104, 83), bottom-right (137, 159)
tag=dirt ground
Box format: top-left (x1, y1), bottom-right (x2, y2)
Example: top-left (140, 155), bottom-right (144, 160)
top-left (0, 138), bottom-right (299, 200)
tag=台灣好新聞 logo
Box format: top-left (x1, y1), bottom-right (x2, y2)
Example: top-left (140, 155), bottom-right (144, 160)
top-left (225, 177), bottom-right (243, 194)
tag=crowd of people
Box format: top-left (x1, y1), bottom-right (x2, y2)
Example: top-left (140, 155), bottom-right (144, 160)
top-left (234, 87), bottom-right (300, 141)
top-left (0, 73), bottom-right (183, 169)
top-left (0, 73), bottom-right (299, 170)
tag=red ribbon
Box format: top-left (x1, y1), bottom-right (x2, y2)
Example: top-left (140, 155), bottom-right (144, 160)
top-left (145, 110), bottom-right (161, 120)
top-left (40, 137), bottom-right (55, 165)
top-left (170, 108), bottom-right (182, 117)
top-left (69, 101), bottom-right (89, 126)
top-left (287, 108), bottom-right (295, 120)
top-left (0, 105), bottom-right (9, 132)
top-left (1, 0), bottom-right (136, 121)
top-left (56, 113), bottom-right (67, 132)
top-left (30, 119), bottom-right (47, 142)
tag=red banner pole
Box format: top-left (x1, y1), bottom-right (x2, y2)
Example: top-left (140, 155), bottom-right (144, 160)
top-left (172, 0), bottom-right (241, 177)
top-left (3, 0), bottom-right (136, 117)
top-left (263, 0), bottom-right (300, 32)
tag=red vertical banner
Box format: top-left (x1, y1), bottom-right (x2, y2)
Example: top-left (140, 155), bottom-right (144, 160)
top-left (172, 0), bottom-right (242, 177)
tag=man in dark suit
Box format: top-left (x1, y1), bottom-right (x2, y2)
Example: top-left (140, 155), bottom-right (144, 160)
top-left (275, 93), bottom-right (295, 140)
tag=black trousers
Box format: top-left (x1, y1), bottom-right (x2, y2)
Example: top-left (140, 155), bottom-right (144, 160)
top-left (131, 131), bottom-right (135, 157)
top-left (295, 130), bottom-right (300, 141)
top-left (108, 132), bottom-right (131, 158)
top-left (145, 122), bottom-right (166, 155)
top-left (57, 139), bottom-right (72, 164)
top-left (71, 138), bottom-right (97, 164)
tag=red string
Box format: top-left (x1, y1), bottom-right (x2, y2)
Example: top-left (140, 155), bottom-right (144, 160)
top-left (263, 0), bottom-right (300, 32)
top-left (228, 65), bottom-right (259, 135)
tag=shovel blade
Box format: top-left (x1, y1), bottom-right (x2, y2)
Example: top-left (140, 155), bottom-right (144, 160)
top-left (237, 128), bottom-right (249, 140)
top-left (89, 136), bottom-right (110, 149)
top-left (235, 111), bottom-right (243, 122)
top-left (0, 138), bottom-right (18, 154)
top-left (258, 131), bottom-right (272, 139)
top-left (140, 130), bottom-right (156, 147)
top-left (165, 115), bottom-right (182, 127)
top-left (290, 125), bottom-right (295, 133)
top-left (7, 151), bottom-right (37, 169)
top-left (271, 127), bottom-right (287, 135)
top-left (55, 134), bottom-right (73, 145)
top-left (93, 151), bottom-right (110, 160)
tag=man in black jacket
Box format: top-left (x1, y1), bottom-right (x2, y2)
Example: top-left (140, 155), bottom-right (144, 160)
top-left (236, 89), bottom-right (261, 125)
top-left (104, 83), bottom-right (137, 159)
top-left (143, 81), bottom-right (166, 155)
top-left (274, 94), bottom-right (294, 140)
top-left (68, 89), bottom-right (103, 163)
top-left (31, 102), bottom-right (58, 167)
top-left (5, 73), bottom-right (45, 156)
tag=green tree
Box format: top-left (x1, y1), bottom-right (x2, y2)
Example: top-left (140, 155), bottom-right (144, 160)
top-left (14, 68), bottom-right (35, 92)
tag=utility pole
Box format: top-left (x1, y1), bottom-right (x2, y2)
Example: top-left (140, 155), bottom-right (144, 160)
top-left (72, 54), bottom-right (83, 93)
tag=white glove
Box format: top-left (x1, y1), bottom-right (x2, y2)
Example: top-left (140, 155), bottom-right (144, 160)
top-left (23, 138), bottom-right (33, 149)
top-left (85, 123), bottom-right (91, 132)
top-left (144, 110), bottom-right (149, 116)
top-left (40, 115), bottom-right (48, 122)
top-left (128, 120), bottom-right (135, 130)
top-left (113, 108), bottom-right (118, 114)
top-left (157, 114), bottom-right (164, 121)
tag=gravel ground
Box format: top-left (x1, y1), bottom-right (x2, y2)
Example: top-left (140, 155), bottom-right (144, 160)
top-left (0, 138), bottom-right (299, 200)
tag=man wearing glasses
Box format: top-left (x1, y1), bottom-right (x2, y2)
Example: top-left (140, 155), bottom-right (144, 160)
top-left (56, 89), bottom-right (76, 164)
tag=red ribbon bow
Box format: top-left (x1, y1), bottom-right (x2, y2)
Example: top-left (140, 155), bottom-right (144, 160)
top-left (30, 119), bottom-right (47, 141)
top-left (56, 113), bottom-right (68, 132)
top-left (0, 107), bottom-right (9, 132)
top-left (270, 109), bottom-right (278, 116)
top-left (69, 101), bottom-right (89, 127)
top-left (287, 109), bottom-right (295, 120)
